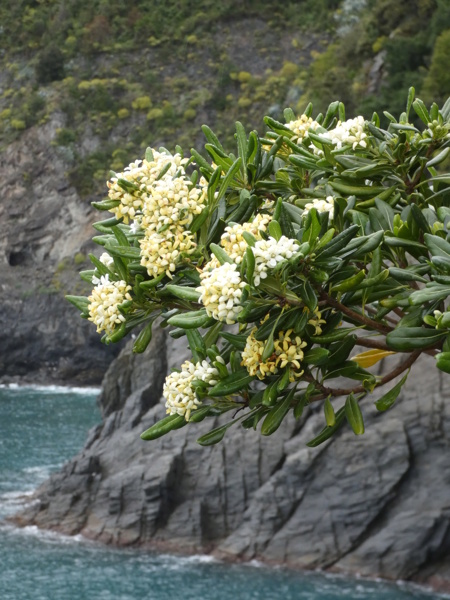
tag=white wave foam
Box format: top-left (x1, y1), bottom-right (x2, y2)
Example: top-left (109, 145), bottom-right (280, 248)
top-left (0, 383), bottom-right (100, 395)
top-left (0, 490), bottom-right (38, 518)
top-left (148, 552), bottom-right (219, 572)
top-left (0, 523), bottom-right (90, 547)
top-left (23, 465), bottom-right (58, 475)
top-left (245, 559), bottom-right (264, 568)
top-left (1, 490), bottom-right (34, 500)
top-left (181, 554), bottom-right (218, 564)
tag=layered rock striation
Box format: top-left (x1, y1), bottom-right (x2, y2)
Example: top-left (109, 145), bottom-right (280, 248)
top-left (15, 327), bottom-right (450, 592)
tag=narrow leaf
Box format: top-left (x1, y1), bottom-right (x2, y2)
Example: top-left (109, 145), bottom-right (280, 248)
top-left (375, 372), bottom-right (409, 411)
top-left (208, 370), bottom-right (255, 396)
top-left (345, 393), bottom-right (365, 435)
top-left (351, 349), bottom-right (397, 368)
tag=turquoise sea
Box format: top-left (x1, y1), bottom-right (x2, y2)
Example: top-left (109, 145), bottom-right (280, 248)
top-left (0, 385), bottom-right (446, 600)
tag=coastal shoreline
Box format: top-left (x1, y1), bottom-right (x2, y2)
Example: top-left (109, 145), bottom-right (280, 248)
top-left (6, 513), bottom-right (449, 598)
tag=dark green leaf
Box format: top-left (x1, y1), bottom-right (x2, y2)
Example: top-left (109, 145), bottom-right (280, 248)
top-left (186, 329), bottom-right (207, 362)
top-left (303, 348), bottom-right (330, 366)
top-left (140, 414), bottom-right (186, 440)
top-left (306, 406), bottom-right (346, 447)
top-left (162, 284), bottom-right (201, 302)
top-left (208, 369), bottom-right (255, 396)
top-left (66, 295), bottom-right (90, 316)
top-left (436, 352), bottom-right (450, 374)
top-left (297, 281), bottom-right (317, 311)
top-left (132, 318), bottom-right (156, 354)
top-left (409, 284), bottom-right (449, 305)
top-left (412, 98), bottom-right (430, 124)
top-left (261, 387), bottom-right (296, 436)
top-left (424, 233), bottom-right (450, 260)
top-left (167, 309), bottom-right (211, 329)
top-left (386, 327), bottom-right (446, 351)
top-left (345, 393), bottom-right (365, 435)
top-left (375, 372), bottom-right (409, 411)
top-left (220, 332), bottom-right (248, 351)
top-left (197, 421), bottom-right (234, 446)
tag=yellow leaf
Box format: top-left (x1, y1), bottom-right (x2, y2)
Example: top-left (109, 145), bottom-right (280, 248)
top-left (351, 349), bottom-right (397, 368)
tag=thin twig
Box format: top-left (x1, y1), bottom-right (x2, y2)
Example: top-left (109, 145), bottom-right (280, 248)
top-left (356, 337), bottom-right (390, 351)
top-left (365, 305), bottom-right (398, 325)
top-left (307, 349), bottom-right (422, 401)
top-left (321, 292), bottom-right (392, 334)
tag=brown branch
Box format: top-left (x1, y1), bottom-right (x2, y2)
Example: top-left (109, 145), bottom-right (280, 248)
top-left (307, 349), bottom-right (422, 401)
top-left (365, 305), bottom-right (398, 325)
top-left (321, 292), bottom-right (392, 334)
top-left (356, 337), bottom-right (390, 351)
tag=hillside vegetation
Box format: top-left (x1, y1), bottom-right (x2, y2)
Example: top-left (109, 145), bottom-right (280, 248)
top-left (0, 0), bottom-right (448, 199)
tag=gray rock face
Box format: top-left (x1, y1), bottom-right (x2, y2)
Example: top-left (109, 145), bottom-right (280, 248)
top-left (15, 328), bottom-right (450, 591)
top-left (0, 115), bottom-right (120, 385)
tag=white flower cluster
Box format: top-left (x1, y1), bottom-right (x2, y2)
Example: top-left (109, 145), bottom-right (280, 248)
top-left (241, 327), bottom-right (307, 380)
top-left (88, 275), bottom-right (132, 335)
top-left (220, 213), bottom-right (272, 264)
top-left (197, 262), bottom-right (246, 324)
top-left (140, 175), bottom-right (206, 234)
top-left (286, 114), bottom-right (321, 142)
top-left (106, 149), bottom-right (207, 278)
top-left (302, 196), bottom-right (335, 220)
top-left (251, 236), bottom-right (299, 286)
top-left (139, 174), bottom-right (206, 278)
top-left (164, 359), bottom-right (220, 421)
top-left (324, 116), bottom-right (367, 150)
top-left (107, 152), bottom-right (187, 223)
top-left (140, 228), bottom-right (196, 278)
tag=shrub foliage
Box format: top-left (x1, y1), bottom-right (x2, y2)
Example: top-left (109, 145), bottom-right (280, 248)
top-left (68, 89), bottom-right (450, 447)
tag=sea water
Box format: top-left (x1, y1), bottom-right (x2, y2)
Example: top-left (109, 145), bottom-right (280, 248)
top-left (0, 385), bottom-right (446, 600)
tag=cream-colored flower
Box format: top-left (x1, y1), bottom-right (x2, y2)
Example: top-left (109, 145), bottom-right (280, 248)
top-left (88, 275), bottom-right (132, 335)
top-left (140, 226), bottom-right (196, 278)
top-left (99, 252), bottom-right (114, 268)
top-left (241, 327), bottom-right (277, 379)
top-left (107, 151), bottom-right (187, 223)
top-left (220, 213), bottom-right (272, 264)
top-left (140, 175), bottom-right (207, 234)
top-left (251, 236), bottom-right (299, 286)
top-left (164, 360), bottom-right (219, 421)
top-left (241, 326), bottom-right (307, 380)
top-left (324, 116), bottom-right (367, 150)
top-left (307, 307), bottom-right (326, 336)
top-left (197, 262), bottom-right (246, 324)
top-left (202, 255), bottom-right (221, 271)
top-left (286, 114), bottom-right (321, 143)
top-left (129, 220), bottom-right (142, 234)
top-left (276, 330), bottom-right (307, 373)
top-left (302, 196), bottom-right (334, 220)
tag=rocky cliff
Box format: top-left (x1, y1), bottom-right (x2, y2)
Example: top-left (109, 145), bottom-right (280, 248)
top-left (15, 327), bottom-right (450, 593)
top-left (0, 114), bottom-right (122, 385)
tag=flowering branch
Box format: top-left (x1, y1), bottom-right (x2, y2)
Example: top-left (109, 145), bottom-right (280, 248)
top-left (67, 88), bottom-right (450, 448)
